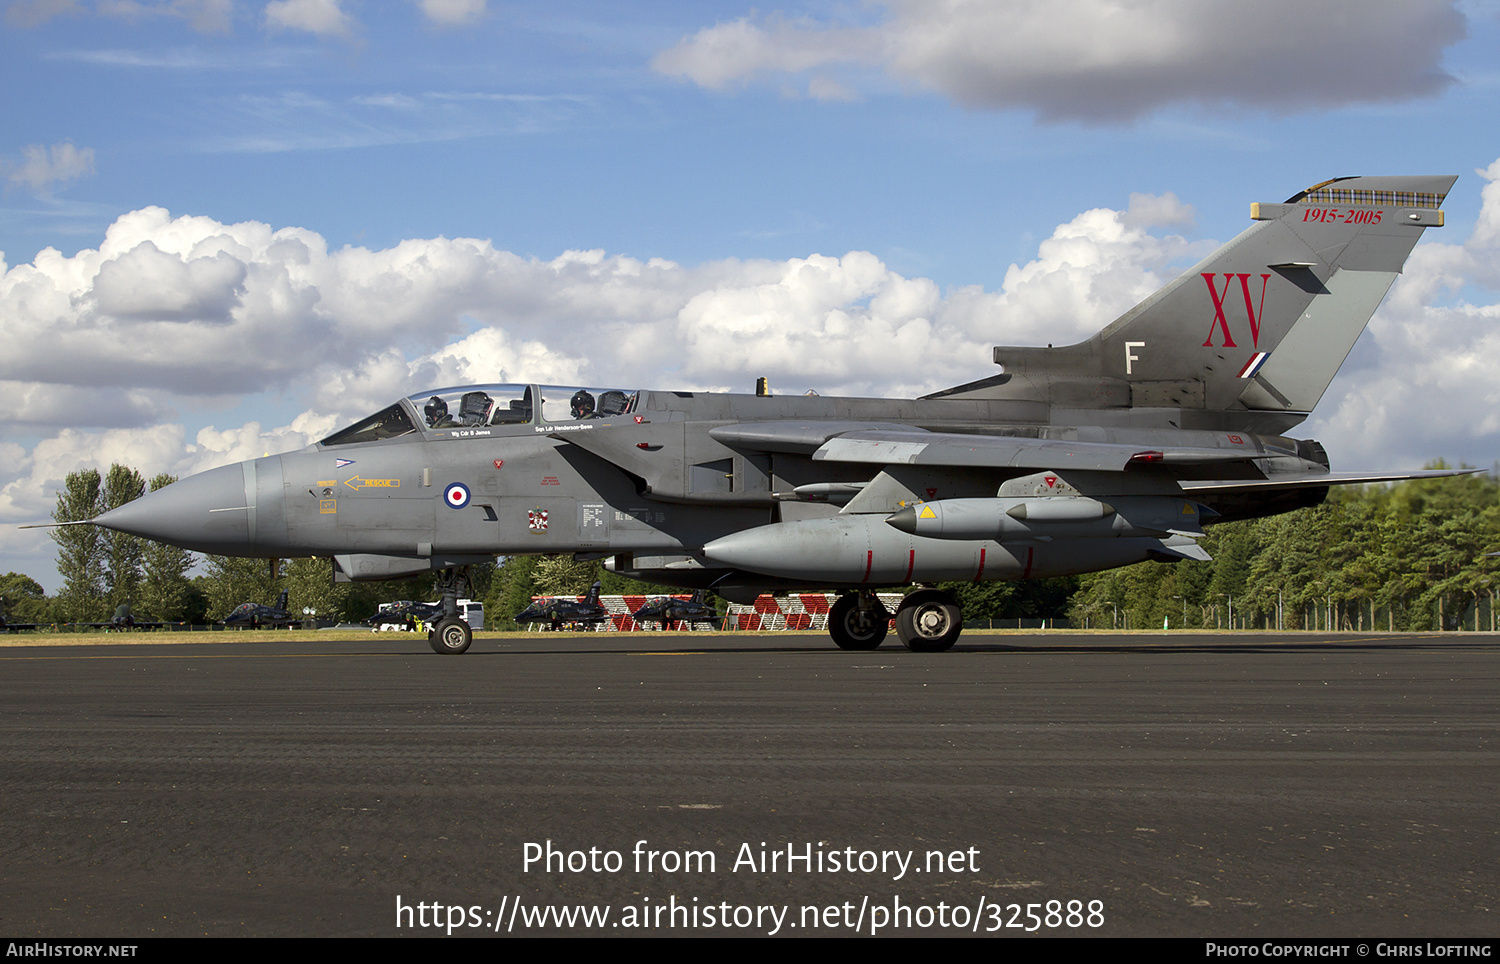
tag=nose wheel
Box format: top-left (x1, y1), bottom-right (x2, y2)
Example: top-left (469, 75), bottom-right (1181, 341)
top-left (895, 589), bottom-right (962, 652)
top-left (429, 616), bottom-right (473, 654)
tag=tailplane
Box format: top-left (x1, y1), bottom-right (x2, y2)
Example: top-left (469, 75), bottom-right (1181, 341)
top-left (936, 175), bottom-right (1456, 428)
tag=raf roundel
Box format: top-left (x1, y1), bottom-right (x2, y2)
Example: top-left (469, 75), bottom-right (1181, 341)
top-left (443, 482), bottom-right (471, 509)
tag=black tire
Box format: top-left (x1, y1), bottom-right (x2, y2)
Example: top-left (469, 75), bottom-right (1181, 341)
top-left (429, 616), bottom-right (472, 655)
top-left (828, 595), bottom-right (889, 651)
top-left (895, 591), bottom-right (961, 652)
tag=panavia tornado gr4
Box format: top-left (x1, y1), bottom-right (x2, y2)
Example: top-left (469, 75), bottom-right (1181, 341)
top-left (88, 175), bottom-right (1463, 654)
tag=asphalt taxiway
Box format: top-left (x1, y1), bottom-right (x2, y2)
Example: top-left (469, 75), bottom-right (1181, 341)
top-left (2, 631), bottom-right (1497, 937)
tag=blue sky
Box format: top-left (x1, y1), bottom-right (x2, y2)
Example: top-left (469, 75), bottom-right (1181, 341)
top-left (3, 0), bottom-right (1499, 591)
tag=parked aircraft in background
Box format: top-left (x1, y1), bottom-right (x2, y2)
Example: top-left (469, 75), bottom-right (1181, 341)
top-left (368, 600), bottom-right (443, 631)
top-left (2, 602), bottom-right (169, 632)
top-left (87, 603), bottom-right (168, 631)
top-left (515, 582), bottom-right (611, 631)
top-left (85, 175), bottom-right (1464, 654)
top-left (222, 590), bottom-right (299, 629)
top-left (0, 612), bottom-right (45, 632)
top-left (631, 590), bottom-right (721, 629)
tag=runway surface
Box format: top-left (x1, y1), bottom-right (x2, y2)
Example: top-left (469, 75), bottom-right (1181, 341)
top-left (2, 630), bottom-right (1497, 937)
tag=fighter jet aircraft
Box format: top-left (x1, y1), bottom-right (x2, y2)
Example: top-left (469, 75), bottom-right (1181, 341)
top-left (631, 590), bottom-right (721, 630)
top-left (515, 581), bottom-right (612, 631)
top-left (2, 600), bottom-right (164, 632)
top-left (0, 611), bottom-right (45, 633)
top-left (83, 603), bottom-right (168, 631)
top-left (368, 599), bottom-right (444, 631)
top-left (221, 590), bottom-right (299, 629)
top-left (84, 175), bottom-right (1466, 655)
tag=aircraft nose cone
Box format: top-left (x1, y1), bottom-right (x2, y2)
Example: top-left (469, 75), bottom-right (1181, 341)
top-left (885, 505), bottom-right (918, 535)
top-left (93, 462), bottom-right (252, 554)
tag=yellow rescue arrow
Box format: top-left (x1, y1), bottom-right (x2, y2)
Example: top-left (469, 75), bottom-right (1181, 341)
top-left (343, 476), bottom-right (401, 490)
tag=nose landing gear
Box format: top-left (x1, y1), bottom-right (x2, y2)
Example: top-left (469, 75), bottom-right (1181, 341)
top-left (428, 566), bottom-right (474, 655)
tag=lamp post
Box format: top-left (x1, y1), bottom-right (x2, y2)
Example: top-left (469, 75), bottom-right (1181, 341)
top-left (1215, 592), bottom-right (1233, 630)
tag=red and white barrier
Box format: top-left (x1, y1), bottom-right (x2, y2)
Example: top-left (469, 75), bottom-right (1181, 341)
top-left (724, 594), bottom-right (904, 631)
top-left (518, 593), bottom-right (903, 631)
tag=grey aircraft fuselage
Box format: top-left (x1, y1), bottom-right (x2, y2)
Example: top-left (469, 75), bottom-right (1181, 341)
top-left (87, 174), bottom-right (1465, 654)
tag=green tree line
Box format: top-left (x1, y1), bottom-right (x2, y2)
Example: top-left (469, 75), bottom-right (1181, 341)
top-left (1069, 469), bottom-right (1500, 632)
top-left (49, 465), bottom-right (194, 623)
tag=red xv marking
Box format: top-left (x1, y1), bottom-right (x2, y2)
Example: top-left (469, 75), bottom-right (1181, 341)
top-left (493, 460), bottom-right (504, 470)
top-left (1202, 273), bottom-right (1237, 347)
top-left (1201, 273), bottom-right (1272, 349)
top-left (1240, 273), bottom-right (1270, 347)
top-left (925, 487), bottom-right (937, 499)
top-left (1044, 475), bottom-right (1057, 488)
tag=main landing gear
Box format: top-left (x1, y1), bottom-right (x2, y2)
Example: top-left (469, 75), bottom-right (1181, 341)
top-left (893, 588), bottom-right (962, 652)
top-left (428, 565), bottom-right (473, 655)
top-left (828, 588), bottom-right (963, 653)
top-left (828, 592), bottom-right (889, 650)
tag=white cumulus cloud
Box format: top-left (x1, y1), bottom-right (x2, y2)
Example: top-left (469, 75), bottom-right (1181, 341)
top-left (0, 188), bottom-right (1206, 532)
top-left (415, 0), bottom-right (483, 27)
top-left (265, 0), bottom-right (352, 37)
top-left (654, 0), bottom-right (1467, 122)
top-left (95, 0), bottom-right (233, 32)
top-left (1306, 158), bottom-right (1500, 470)
top-left (7, 0), bottom-right (232, 32)
top-left (5, 141), bottom-right (95, 193)
top-left (5, 0), bottom-right (83, 27)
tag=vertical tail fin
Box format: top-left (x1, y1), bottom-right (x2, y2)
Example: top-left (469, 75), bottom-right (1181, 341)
top-left (276, 589), bottom-right (288, 611)
top-left (942, 175), bottom-right (1456, 428)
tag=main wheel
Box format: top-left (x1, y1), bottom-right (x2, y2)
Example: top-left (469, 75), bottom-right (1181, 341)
top-left (429, 616), bottom-right (473, 655)
top-left (896, 591), bottom-right (962, 652)
top-left (828, 594), bottom-right (889, 651)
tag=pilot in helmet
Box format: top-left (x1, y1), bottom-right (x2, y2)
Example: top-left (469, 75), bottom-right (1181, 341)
top-left (571, 390), bottom-right (596, 419)
top-left (423, 396), bottom-right (449, 428)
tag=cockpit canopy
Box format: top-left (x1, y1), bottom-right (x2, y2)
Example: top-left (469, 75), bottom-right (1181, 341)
top-left (319, 383), bottom-right (641, 447)
top-left (417, 384), bottom-right (536, 429)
